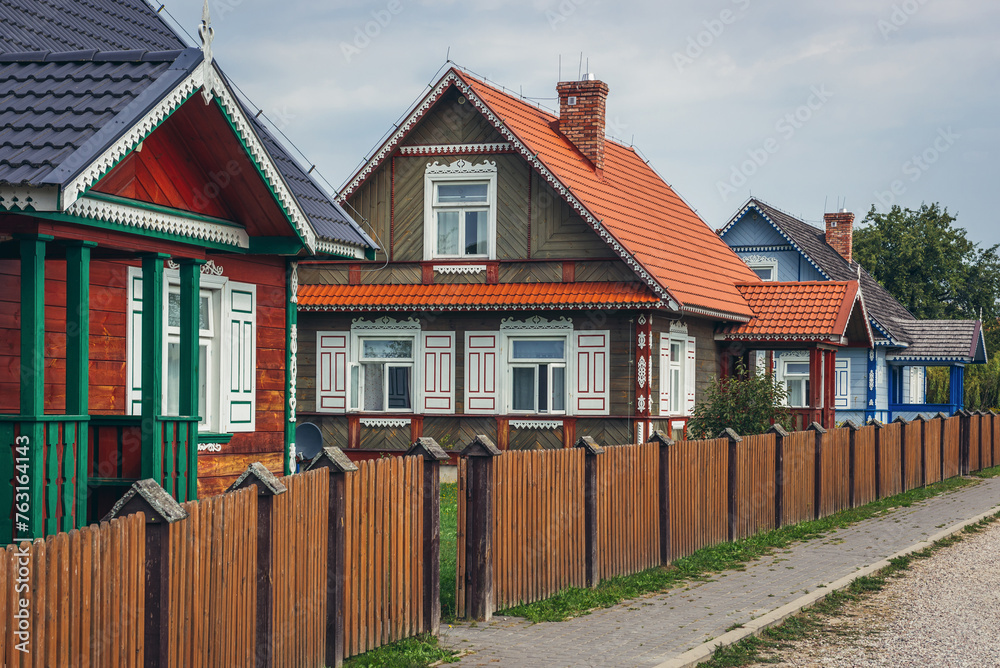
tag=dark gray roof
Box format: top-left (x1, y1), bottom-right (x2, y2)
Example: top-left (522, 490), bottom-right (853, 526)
top-left (746, 199), bottom-right (915, 340)
top-left (0, 0), bottom-right (184, 53)
top-left (0, 48), bottom-right (198, 185)
top-left (888, 319), bottom-right (987, 363)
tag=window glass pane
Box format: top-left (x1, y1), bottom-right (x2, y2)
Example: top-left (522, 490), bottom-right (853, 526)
top-left (511, 339), bottom-right (564, 360)
top-left (752, 267), bottom-right (773, 281)
top-left (198, 343), bottom-right (208, 426)
top-left (671, 368), bottom-right (681, 413)
top-left (551, 366), bottom-right (565, 412)
top-left (786, 362), bottom-right (810, 375)
top-left (200, 295), bottom-right (210, 331)
top-left (168, 292), bottom-right (180, 328)
top-left (437, 211), bottom-right (460, 255)
top-left (166, 341), bottom-right (180, 415)
top-left (350, 365), bottom-right (359, 409)
top-left (538, 364), bottom-right (548, 412)
top-left (387, 366), bottom-right (411, 409)
top-left (465, 211), bottom-right (488, 255)
top-left (363, 363), bottom-right (384, 411)
top-left (512, 367), bottom-right (535, 411)
top-left (670, 341), bottom-right (681, 359)
top-left (787, 379), bottom-right (804, 407)
top-left (363, 339), bottom-right (413, 359)
top-left (437, 182), bottom-right (488, 204)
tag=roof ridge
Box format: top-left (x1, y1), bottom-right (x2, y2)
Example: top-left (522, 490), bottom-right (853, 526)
top-left (0, 48), bottom-right (189, 63)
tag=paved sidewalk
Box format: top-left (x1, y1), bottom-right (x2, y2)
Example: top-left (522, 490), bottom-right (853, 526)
top-left (439, 476), bottom-right (1000, 668)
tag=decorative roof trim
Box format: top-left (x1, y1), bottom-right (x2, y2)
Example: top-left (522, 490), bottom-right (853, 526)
top-left (338, 70), bottom-right (681, 313)
top-left (723, 201), bottom-right (831, 281)
top-left (0, 186), bottom-right (59, 211)
top-left (728, 244), bottom-right (795, 253)
top-left (717, 332), bottom-right (843, 343)
top-left (315, 238), bottom-right (366, 259)
top-left (298, 301), bottom-right (662, 313)
top-left (351, 316), bottom-right (421, 331)
top-left (886, 355), bottom-right (974, 364)
top-left (66, 195), bottom-right (249, 248)
top-left (425, 159), bottom-right (496, 175)
top-left (399, 142), bottom-right (513, 156)
top-left (682, 304), bottom-right (752, 323)
top-left (501, 316), bottom-right (573, 331)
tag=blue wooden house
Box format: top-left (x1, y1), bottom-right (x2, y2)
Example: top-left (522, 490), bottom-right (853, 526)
top-left (719, 199), bottom-right (987, 422)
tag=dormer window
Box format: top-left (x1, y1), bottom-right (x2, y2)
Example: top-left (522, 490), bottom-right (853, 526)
top-left (424, 160), bottom-right (497, 260)
top-left (742, 255), bottom-right (779, 282)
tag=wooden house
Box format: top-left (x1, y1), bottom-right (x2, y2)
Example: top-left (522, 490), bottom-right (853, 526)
top-left (720, 199), bottom-right (987, 422)
top-left (0, 0), bottom-right (376, 542)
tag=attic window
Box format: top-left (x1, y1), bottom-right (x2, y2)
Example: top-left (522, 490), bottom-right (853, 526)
top-left (743, 255), bottom-right (779, 282)
top-left (423, 160), bottom-right (498, 260)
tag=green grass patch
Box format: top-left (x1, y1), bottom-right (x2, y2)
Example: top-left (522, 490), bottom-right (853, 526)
top-left (343, 634), bottom-right (458, 668)
top-left (439, 482), bottom-right (458, 622)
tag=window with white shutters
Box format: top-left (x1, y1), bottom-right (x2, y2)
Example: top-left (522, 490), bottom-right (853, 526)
top-left (126, 267), bottom-right (144, 416)
top-left (574, 331), bottom-right (610, 415)
top-left (466, 332), bottom-right (500, 414)
top-left (659, 333), bottom-right (696, 417)
top-left (422, 332), bottom-right (455, 414)
top-left (684, 335), bottom-right (697, 415)
top-left (835, 358), bottom-right (850, 409)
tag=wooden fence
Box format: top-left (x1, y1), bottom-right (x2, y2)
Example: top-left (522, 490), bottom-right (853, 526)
top-left (456, 411), bottom-right (999, 621)
top-left (0, 513), bottom-right (146, 667)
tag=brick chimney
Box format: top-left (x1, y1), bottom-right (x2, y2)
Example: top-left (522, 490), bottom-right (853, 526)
top-left (824, 209), bottom-right (855, 263)
top-left (556, 74), bottom-right (609, 172)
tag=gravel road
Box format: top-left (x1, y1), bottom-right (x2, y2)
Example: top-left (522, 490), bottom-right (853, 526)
top-left (758, 519), bottom-right (1000, 667)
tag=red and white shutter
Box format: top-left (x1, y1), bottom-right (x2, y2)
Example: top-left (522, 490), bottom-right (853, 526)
top-left (659, 333), bottom-right (670, 416)
top-left (126, 267), bottom-right (144, 416)
top-left (422, 332), bottom-right (455, 414)
top-left (575, 331), bottom-right (610, 415)
top-left (222, 281), bottom-right (257, 432)
top-left (317, 331), bottom-right (349, 413)
top-left (684, 335), bottom-right (697, 415)
top-left (465, 332), bottom-right (499, 414)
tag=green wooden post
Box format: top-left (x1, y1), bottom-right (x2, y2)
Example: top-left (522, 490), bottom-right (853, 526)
top-left (140, 254), bottom-right (169, 484)
top-left (66, 241), bottom-right (95, 528)
top-left (284, 261), bottom-right (298, 475)
top-left (17, 234), bottom-right (50, 540)
top-left (176, 258), bottom-right (204, 502)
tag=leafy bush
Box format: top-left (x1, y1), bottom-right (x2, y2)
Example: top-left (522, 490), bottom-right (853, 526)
top-left (686, 362), bottom-right (790, 439)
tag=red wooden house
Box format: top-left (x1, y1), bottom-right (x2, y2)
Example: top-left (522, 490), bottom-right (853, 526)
top-left (0, 0), bottom-right (376, 543)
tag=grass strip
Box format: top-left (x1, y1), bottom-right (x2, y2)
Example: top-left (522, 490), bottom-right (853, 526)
top-left (343, 634), bottom-right (458, 668)
top-left (702, 509), bottom-right (1000, 667)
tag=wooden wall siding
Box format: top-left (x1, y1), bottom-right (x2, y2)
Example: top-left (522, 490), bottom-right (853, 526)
top-left (168, 488), bottom-right (258, 668)
top-left (595, 443), bottom-right (660, 580)
top-left (497, 262), bottom-right (562, 283)
top-left (609, 323), bottom-right (635, 416)
top-left (668, 438), bottom-right (728, 560)
top-left (495, 155), bottom-right (531, 260)
top-left (391, 156), bottom-right (428, 262)
top-left (819, 429), bottom-right (850, 517)
top-left (878, 423), bottom-right (903, 498)
top-left (313, 416), bottom-right (350, 450)
top-left (529, 171), bottom-right (616, 259)
top-left (575, 419), bottom-right (633, 448)
top-left (271, 470), bottom-right (328, 668)
top-left (574, 261), bottom-right (637, 283)
top-left (297, 266), bottom-right (348, 285)
top-left (359, 424), bottom-right (412, 451)
top-left (343, 456), bottom-right (425, 658)
top-left (422, 417), bottom-right (495, 451)
top-left (903, 423), bottom-right (922, 491)
top-left (402, 87), bottom-right (507, 147)
top-left (509, 426), bottom-right (564, 451)
top-left (731, 433), bottom-right (776, 540)
top-left (853, 426), bottom-right (877, 507)
top-left (346, 162), bottom-right (392, 263)
top-left (942, 417), bottom-right (960, 479)
top-left (924, 420), bottom-right (942, 484)
top-left (781, 431), bottom-right (815, 526)
top-left (0, 514), bottom-right (145, 668)
top-left (360, 265), bottom-right (421, 285)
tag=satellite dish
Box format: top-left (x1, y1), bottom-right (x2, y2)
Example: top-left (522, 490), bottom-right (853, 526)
top-left (295, 422), bottom-right (323, 470)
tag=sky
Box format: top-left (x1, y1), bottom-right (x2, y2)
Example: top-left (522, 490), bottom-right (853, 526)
top-left (158, 0), bottom-right (999, 247)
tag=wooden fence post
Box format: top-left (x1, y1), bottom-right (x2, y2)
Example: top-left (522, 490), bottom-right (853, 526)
top-left (406, 437), bottom-right (450, 635)
top-left (307, 446), bottom-right (358, 668)
top-left (958, 410), bottom-right (971, 476)
top-left (461, 435), bottom-right (501, 622)
top-left (914, 416), bottom-right (927, 488)
top-left (807, 422), bottom-right (826, 520)
top-left (718, 428), bottom-right (743, 542)
top-left (976, 411), bottom-right (987, 469)
top-left (227, 463), bottom-right (288, 668)
top-left (843, 420), bottom-right (859, 508)
top-left (576, 435), bottom-right (605, 587)
top-left (873, 420), bottom-right (884, 499)
top-left (767, 424), bottom-right (788, 529)
top-left (648, 430), bottom-right (674, 564)
top-left (103, 479), bottom-right (189, 668)
top-left (894, 416), bottom-right (909, 490)
top-left (935, 413), bottom-right (949, 479)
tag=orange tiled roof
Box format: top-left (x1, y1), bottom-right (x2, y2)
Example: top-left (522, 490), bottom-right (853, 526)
top-left (340, 67), bottom-right (759, 320)
top-left (719, 281), bottom-right (864, 342)
top-left (298, 281), bottom-right (661, 311)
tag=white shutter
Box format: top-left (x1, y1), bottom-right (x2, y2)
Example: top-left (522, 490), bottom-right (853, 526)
top-left (465, 332), bottom-right (499, 414)
top-left (422, 332), bottom-right (455, 414)
top-left (222, 281), bottom-right (257, 432)
top-left (835, 358), bottom-right (850, 409)
top-left (659, 333), bottom-right (670, 416)
top-left (126, 267), bottom-right (143, 416)
top-left (684, 336), bottom-right (696, 415)
top-left (908, 366), bottom-right (925, 404)
top-left (317, 331), bottom-right (350, 413)
top-left (575, 331), bottom-right (610, 415)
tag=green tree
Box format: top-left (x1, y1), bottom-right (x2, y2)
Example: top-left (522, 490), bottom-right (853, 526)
top-left (686, 362), bottom-right (790, 439)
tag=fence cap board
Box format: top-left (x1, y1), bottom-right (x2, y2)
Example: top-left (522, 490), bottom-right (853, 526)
top-left (911, 415), bottom-right (927, 423)
top-left (841, 419), bottom-right (861, 432)
top-left (575, 435), bottom-right (605, 455)
top-left (461, 435), bottom-right (502, 458)
top-left (893, 416), bottom-right (908, 424)
top-left (227, 462), bottom-right (288, 496)
top-left (766, 424), bottom-right (789, 437)
top-left (102, 479), bottom-right (189, 525)
top-left (646, 430), bottom-right (674, 447)
top-left (717, 428), bottom-right (743, 443)
top-left (406, 437), bottom-right (450, 462)
top-left (807, 422), bottom-right (827, 434)
top-left (957, 409), bottom-right (972, 417)
top-left (307, 446), bottom-right (359, 473)
top-left (934, 412), bottom-right (951, 420)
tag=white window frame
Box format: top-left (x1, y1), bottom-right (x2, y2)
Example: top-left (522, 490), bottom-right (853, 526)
top-left (165, 284), bottom-right (220, 432)
top-left (505, 336), bottom-right (569, 415)
top-left (350, 333), bottom-right (417, 413)
top-left (742, 254), bottom-right (779, 282)
top-left (779, 354), bottom-right (811, 407)
top-left (834, 358), bottom-right (850, 409)
top-left (423, 160), bottom-right (498, 260)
